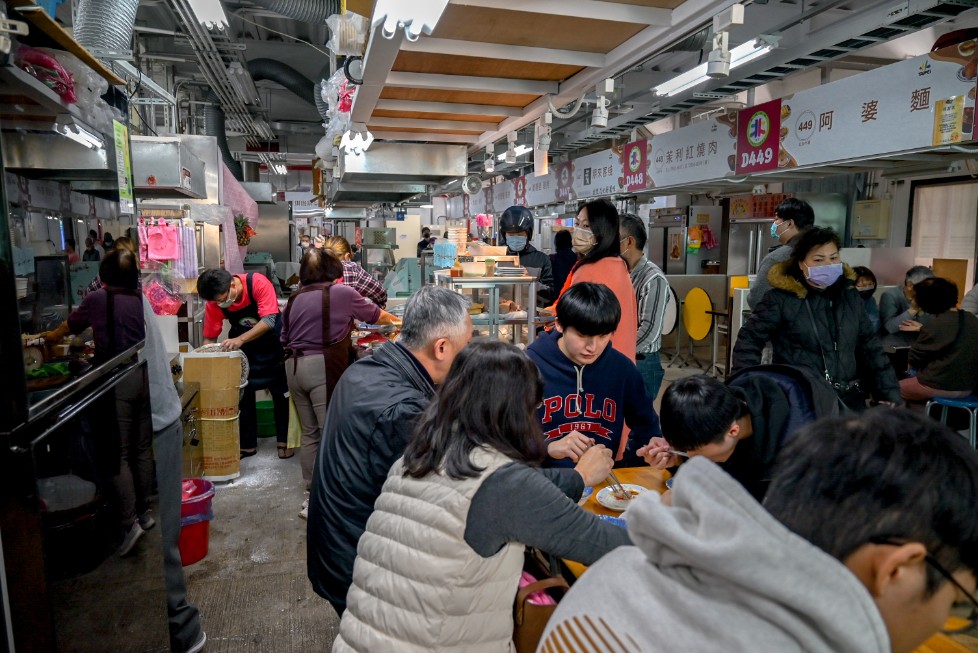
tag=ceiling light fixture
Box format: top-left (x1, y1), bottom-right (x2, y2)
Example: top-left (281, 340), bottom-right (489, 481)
top-left (420, 203), bottom-right (434, 209)
top-left (497, 144), bottom-right (532, 162)
top-left (652, 36), bottom-right (779, 97)
top-left (373, 0), bottom-right (450, 42)
top-left (340, 122), bottom-right (374, 155)
top-left (271, 163), bottom-right (288, 175)
top-left (592, 78), bottom-right (614, 129)
top-left (56, 115), bottom-right (103, 150)
top-left (484, 145), bottom-right (495, 173)
top-left (536, 112), bottom-right (553, 151)
top-left (187, 0), bottom-right (229, 30)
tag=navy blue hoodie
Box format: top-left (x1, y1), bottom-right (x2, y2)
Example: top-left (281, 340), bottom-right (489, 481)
top-left (527, 329), bottom-right (661, 468)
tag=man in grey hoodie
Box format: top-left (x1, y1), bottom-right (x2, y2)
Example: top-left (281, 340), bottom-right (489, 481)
top-left (539, 408), bottom-right (978, 653)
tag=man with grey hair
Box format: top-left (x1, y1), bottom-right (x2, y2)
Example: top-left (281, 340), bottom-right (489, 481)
top-left (879, 266), bottom-right (935, 363)
top-left (307, 286), bottom-right (472, 615)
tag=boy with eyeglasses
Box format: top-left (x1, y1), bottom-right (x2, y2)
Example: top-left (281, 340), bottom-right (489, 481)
top-left (540, 408), bottom-right (978, 653)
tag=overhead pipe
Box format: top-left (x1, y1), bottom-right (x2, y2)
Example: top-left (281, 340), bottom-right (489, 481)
top-left (247, 59), bottom-right (317, 107)
top-left (204, 90), bottom-right (244, 180)
top-left (314, 63), bottom-right (331, 124)
top-left (249, 0), bottom-right (339, 23)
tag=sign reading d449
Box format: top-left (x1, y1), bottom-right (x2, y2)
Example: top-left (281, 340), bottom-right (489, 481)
top-left (736, 99), bottom-right (781, 175)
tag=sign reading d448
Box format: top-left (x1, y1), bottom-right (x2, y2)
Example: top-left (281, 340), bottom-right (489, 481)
top-left (736, 99), bottom-right (781, 175)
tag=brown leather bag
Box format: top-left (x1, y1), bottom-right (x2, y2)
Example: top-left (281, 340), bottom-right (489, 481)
top-left (513, 549), bottom-right (570, 653)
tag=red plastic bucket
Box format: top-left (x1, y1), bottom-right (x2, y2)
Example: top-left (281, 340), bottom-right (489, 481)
top-left (179, 479), bottom-right (215, 566)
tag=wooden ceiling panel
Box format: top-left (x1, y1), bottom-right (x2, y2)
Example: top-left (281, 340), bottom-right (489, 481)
top-left (373, 109), bottom-right (506, 123)
top-left (432, 6), bottom-right (645, 54)
top-left (380, 87), bottom-right (538, 108)
top-left (367, 126), bottom-right (486, 135)
top-left (392, 51), bottom-right (582, 82)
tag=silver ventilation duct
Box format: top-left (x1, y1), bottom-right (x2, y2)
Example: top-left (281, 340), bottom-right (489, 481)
top-left (313, 63), bottom-right (331, 124)
top-left (250, 0), bottom-right (339, 23)
top-left (73, 0), bottom-right (140, 57)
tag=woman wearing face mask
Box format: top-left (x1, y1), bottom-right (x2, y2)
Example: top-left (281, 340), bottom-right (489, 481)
top-left (548, 198), bottom-right (638, 361)
top-left (732, 227), bottom-right (900, 410)
top-left (853, 266), bottom-right (880, 332)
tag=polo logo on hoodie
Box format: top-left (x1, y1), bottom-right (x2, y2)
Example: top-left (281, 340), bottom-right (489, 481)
top-left (541, 394), bottom-right (618, 442)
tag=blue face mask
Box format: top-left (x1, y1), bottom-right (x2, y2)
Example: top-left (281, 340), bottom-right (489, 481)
top-left (771, 221), bottom-right (786, 239)
top-left (805, 262), bottom-right (844, 287)
top-left (507, 235), bottom-right (528, 252)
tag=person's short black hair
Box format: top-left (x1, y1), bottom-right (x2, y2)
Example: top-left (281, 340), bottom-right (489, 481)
top-left (555, 282), bottom-right (621, 336)
top-left (554, 230), bottom-right (572, 250)
top-left (619, 213), bottom-right (648, 251)
top-left (578, 199), bottom-right (620, 266)
top-left (913, 277), bottom-right (959, 315)
top-left (852, 265), bottom-right (877, 286)
top-left (299, 248), bottom-right (344, 285)
top-left (65, 238), bottom-right (76, 250)
top-left (775, 198), bottom-right (815, 229)
top-left (88, 229), bottom-right (98, 239)
top-left (99, 249), bottom-right (139, 290)
top-left (660, 375), bottom-right (747, 450)
top-left (197, 268), bottom-right (233, 300)
top-left (766, 409), bottom-right (978, 595)
top-left (403, 340), bottom-right (545, 480)
top-left (787, 227), bottom-right (841, 282)
top-left (422, 227), bottom-right (431, 237)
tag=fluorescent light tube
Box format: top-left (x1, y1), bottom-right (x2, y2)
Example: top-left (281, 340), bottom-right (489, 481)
top-left (497, 144), bottom-right (532, 162)
top-left (652, 38), bottom-right (777, 97)
top-left (188, 0), bottom-right (229, 30)
top-left (272, 163), bottom-right (288, 175)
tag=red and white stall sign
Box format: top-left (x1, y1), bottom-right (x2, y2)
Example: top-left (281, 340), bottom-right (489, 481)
top-left (736, 99), bottom-right (781, 175)
top-left (623, 139), bottom-right (648, 191)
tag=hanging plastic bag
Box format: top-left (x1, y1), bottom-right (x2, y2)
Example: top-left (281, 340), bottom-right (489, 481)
top-left (687, 225), bottom-right (703, 254)
top-left (700, 224), bottom-right (718, 250)
top-left (325, 13), bottom-right (368, 56)
top-left (147, 220), bottom-right (182, 261)
top-left (15, 46), bottom-right (76, 104)
top-left (143, 272), bottom-right (185, 315)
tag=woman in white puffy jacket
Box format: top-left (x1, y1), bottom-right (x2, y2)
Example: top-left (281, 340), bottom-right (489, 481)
top-left (334, 340), bottom-right (631, 653)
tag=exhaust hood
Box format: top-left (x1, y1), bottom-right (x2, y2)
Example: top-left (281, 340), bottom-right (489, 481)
top-left (2, 128), bottom-right (118, 181)
top-left (339, 143), bottom-right (468, 183)
top-left (131, 136), bottom-right (207, 200)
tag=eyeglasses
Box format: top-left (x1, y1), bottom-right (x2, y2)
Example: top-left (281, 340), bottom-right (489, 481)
top-left (870, 537), bottom-right (978, 634)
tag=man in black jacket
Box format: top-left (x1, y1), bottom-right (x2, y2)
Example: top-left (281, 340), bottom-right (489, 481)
top-left (641, 368), bottom-right (840, 500)
top-left (499, 206), bottom-right (554, 304)
top-left (307, 286), bottom-right (472, 615)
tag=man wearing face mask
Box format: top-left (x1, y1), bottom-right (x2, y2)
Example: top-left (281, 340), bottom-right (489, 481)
top-left (747, 198), bottom-right (815, 310)
top-left (198, 268), bottom-right (291, 459)
top-left (499, 206), bottom-right (554, 304)
top-left (732, 227), bottom-right (900, 411)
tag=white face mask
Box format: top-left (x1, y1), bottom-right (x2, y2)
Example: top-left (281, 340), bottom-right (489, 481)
top-left (217, 285), bottom-right (236, 308)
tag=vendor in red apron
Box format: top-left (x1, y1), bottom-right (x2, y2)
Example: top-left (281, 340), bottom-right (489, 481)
top-left (198, 268), bottom-right (291, 459)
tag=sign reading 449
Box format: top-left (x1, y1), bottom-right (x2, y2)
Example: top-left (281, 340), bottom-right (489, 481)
top-left (736, 99), bottom-right (781, 175)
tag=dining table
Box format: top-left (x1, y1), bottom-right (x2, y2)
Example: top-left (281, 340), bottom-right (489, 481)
top-left (567, 466), bottom-right (977, 653)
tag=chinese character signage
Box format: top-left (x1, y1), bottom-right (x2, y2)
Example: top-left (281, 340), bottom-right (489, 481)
top-left (777, 39), bottom-right (977, 168)
top-left (623, 139), bottom-right (648, 192)
top-left (650, 113), bottom-right (737, 188)
top-left (113, 120), bottom-right (135, 215)
top-left (513, 176), bottom-right (528, 206)
top-left (736, 99), bottom-right (781, 175)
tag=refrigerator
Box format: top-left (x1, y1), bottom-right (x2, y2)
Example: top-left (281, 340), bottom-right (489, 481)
top-left (725, 218), bottom-right (782, 276)
top-left (647, 208), bottom-right (688, 275)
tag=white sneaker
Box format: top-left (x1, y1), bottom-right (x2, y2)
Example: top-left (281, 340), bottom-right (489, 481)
top-left (138, 511), bottom-right (156, 531)
top-left (118, 521), bottom-right (145, 556)
top-left (299, 505), bottom-right (308, 520)
top-left (301, 498), bottom-right (309, 509)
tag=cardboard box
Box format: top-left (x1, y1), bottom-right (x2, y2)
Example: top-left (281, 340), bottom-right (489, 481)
top-left (200, 416), bottom-right (240, 482)
top-left (198, 388), bottom-right (240, 419)
top-left (182, 352), bottom-right (243, 390)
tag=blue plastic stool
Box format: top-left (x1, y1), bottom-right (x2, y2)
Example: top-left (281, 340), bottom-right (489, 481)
top-left (924, 395), bottom-right (978, 449)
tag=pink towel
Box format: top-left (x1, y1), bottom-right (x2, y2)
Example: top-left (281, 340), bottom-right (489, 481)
top-left (519, 571), bottom-right (557, 606)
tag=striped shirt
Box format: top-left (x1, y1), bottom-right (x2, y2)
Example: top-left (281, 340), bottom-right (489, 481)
top-left (630, 256), bottom-right (669, 354)
top-left (341, 261), bottom-right (387, 309)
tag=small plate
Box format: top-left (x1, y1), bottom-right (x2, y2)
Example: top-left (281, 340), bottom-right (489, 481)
top-left (596, 484), bottom-right (648, 511)
top-left (596, 514), bottom-right (627, 529)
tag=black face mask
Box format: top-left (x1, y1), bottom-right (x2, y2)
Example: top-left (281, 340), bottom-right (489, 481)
top-left (858, 288), bottom-right (876, 300)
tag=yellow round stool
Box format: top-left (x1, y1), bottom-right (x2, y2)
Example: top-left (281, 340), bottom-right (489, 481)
top-left (683, 287), bottom-right (713, 342)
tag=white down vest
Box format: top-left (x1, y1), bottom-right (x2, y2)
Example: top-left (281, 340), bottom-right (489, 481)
top-left (334, 446), bottom-right (524, 653)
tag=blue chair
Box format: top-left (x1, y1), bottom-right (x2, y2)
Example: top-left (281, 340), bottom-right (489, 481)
top-left (924, 396), bottom-right (978, 449)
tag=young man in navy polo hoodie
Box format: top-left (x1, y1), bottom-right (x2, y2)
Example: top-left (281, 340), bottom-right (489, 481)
top-left (528, 282), bottom-right (661, 467)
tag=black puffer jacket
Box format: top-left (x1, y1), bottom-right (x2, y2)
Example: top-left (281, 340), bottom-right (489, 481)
top-left (307, 342), bottom-right (436, 612)
top-left (732, 262), bottom-right (900, 405)
top-left (513, 244), bottom-right (555, 303)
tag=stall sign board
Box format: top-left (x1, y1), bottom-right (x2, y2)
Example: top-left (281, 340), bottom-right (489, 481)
top-left (650, 115), bottom-right (738, 188)
top-left (736, 99), bottom-right (781, 175)
top-left (623, 139), bottom-right (648, 191)
top-left (113, 121), bottom-right (135, 215)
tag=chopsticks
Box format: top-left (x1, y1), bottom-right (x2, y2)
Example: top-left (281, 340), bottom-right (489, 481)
top-left (668, 450), bottom-right (690, 458)
top-left (607, 470), bottom-right (630, 501)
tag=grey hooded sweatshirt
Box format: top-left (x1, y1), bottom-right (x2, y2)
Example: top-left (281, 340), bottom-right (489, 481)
top-left (537, 458), bottom-right (891, 653)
